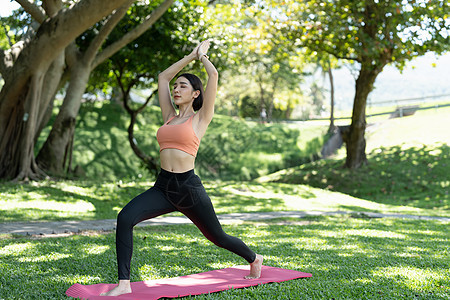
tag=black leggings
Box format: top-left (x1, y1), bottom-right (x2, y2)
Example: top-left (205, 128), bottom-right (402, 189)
top-left (115, 169), bottom-right (256, 280)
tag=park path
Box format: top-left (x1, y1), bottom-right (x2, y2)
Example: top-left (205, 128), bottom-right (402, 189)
top-left (1, 211), bottom-right (449, 236)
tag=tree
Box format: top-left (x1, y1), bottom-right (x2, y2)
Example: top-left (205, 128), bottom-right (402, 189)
top-left (0, 0), bottom-right (174, 181)
top-left (206, 1), bottom-right (305, 120)
top-left (283, 0), bottom-right (450, 168)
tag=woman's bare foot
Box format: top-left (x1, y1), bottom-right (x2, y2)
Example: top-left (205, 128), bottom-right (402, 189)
top-left (100, 280), bottom-right (132, 296)
top-left (245, 254), bottom-right (263, 279)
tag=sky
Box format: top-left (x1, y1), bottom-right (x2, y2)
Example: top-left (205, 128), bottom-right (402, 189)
top-left (0, 1), bottom-right (20, 17)
top-left (2, 1), bottom-right (449, 110)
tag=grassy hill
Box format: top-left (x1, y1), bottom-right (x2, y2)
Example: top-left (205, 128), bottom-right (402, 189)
top-left (258, 106), bottom-right (450, 213)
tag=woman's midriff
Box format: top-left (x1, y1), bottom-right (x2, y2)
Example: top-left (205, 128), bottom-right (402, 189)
top-left (160, 149), bottom-right (196, 173)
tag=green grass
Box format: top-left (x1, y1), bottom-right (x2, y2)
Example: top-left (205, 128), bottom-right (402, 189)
top-left (1, 102), bottom-right (448, 299)
top-left (0, 216), bottom-right (448, 299)
top-left (366, 105), bottom-right (450, 153)
top-left (1, 159), bottom-right (447, 223)
top-left (257, 142), bottom-right (449, 216)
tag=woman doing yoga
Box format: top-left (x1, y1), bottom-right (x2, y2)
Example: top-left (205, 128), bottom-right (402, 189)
top-left (102, 40), bottom-right (263, 296)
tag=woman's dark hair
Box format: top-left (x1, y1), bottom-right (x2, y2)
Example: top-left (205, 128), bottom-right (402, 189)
top-left (177, 73), bottom-right (204, 111)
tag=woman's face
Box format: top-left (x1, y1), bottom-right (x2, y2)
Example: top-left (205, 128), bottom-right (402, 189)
top-left (173, 76), bottom-right (199, 106)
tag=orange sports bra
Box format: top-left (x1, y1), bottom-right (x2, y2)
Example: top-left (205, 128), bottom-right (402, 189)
top-left (156, 114), bottom-right (200, 157)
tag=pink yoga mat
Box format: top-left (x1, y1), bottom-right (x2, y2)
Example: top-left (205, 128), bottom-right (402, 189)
top-left (66, 265), bottom-right (311, 299)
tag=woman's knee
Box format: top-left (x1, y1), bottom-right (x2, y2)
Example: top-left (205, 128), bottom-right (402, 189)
top-left (117, 207), bottom-right (134, 229)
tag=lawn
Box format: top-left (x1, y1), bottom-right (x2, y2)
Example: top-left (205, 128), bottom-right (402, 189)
top-left (0, 163), bottom-right (448, 224)
top-left (0, 105), bottom-right (449, 299)
top-left (1, 216), bottom-right (448, 299)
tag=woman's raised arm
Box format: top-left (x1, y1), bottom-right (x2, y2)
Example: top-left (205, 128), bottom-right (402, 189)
top-left (197, 41), bottom-right (218, 126)
top-left (157, 45), bottom-right (200, 122)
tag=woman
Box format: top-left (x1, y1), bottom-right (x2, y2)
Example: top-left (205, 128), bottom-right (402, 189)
top-left (102, 40), bottom-right (263, 296)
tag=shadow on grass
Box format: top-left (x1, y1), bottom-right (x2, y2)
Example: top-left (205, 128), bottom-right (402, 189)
top-left (0, 216), bottom-right (448, 299)
top-left (0, 181), bottom-right (153, 222)
top-left (267, 143), bottom-right (449, 210)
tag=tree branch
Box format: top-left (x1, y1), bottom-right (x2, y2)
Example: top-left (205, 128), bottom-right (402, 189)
top-left (136, 89), bottom-right (156, 114)
top-left (92, 0), bottom-right (174, 68)
top-left (42, 0), bottom-right (63, 17)
top-left (64, 42), bottom-right (79, 69)
top-left (115, 72), bottom-right (158, 175)
top-left (0, 49), bottom-right (7, 77)
top-left (84, 0), bottom-right (134, 64)
top-left (113, 67), bottom-right (131, 112)
top-left (331, 52), bottom-right (359, 63)
top-left (15, 0), bottom-right (46, 23)
top-left (0, 0), bottom-right (132, 125)
top-left (312, 42), bottom-right (360, 63)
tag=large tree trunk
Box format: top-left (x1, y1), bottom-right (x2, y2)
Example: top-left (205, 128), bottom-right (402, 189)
top-left (0, 74), bottom-right (38, 180)
top-left (36, 63), bottom-right (90, 175)
top-left (35, 0), bottom-right (134, 176)
top-left (0, 52), bottom-right (65, 180)
top-left (34, 52), bottom-right (66, 143)
top-left (343, 65), bottom-right (380, 169)
top-left (0, 0), bottom-right (132, 180)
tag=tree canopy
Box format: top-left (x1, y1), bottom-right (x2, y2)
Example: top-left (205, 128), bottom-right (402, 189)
top-left (1, 0), bottom-right (449, 181)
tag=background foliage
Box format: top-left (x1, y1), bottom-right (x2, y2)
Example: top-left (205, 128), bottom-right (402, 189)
top-left (40, 101), bottom-right (326, 181)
